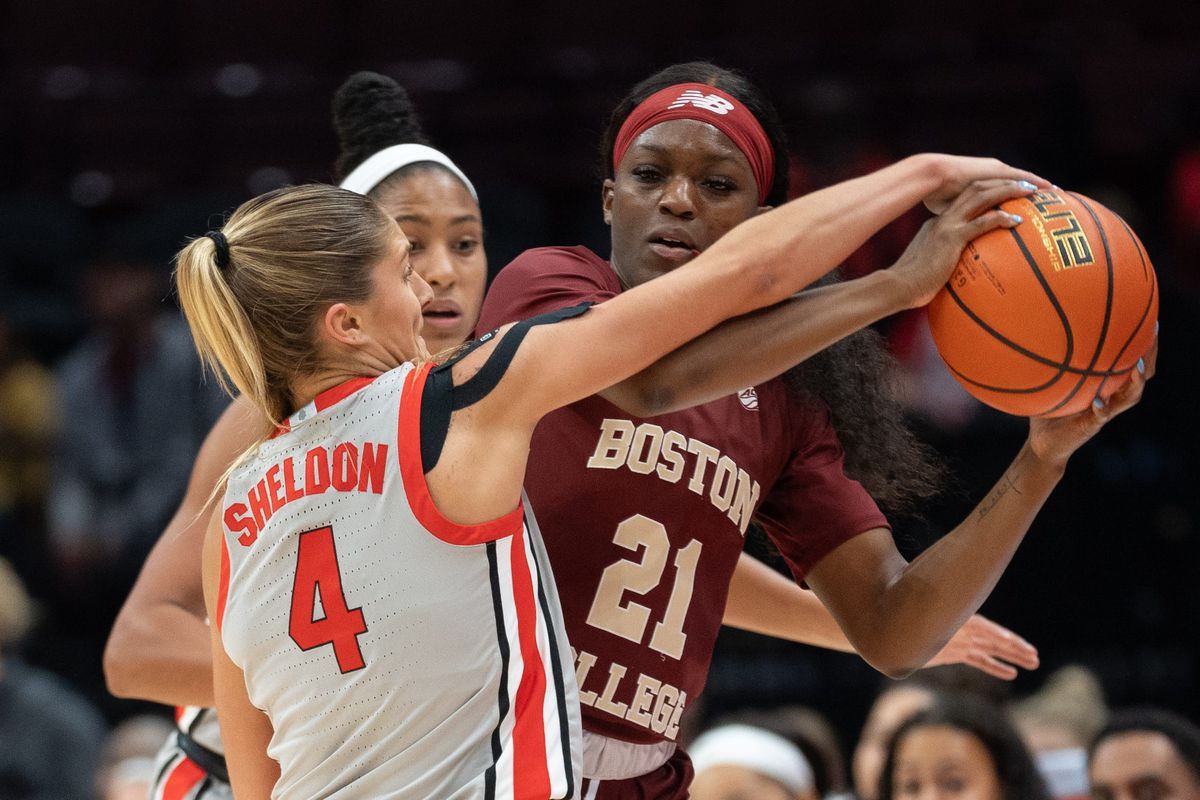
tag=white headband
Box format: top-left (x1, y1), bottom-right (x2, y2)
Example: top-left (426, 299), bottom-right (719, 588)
top-left (338, 143), bottom-right (478, 201)
top-left (689, 724), bottom-right (814, 794)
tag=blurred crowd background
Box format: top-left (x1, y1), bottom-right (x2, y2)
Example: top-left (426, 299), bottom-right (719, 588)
top-left (1, 1), bottom-right (1198, 797)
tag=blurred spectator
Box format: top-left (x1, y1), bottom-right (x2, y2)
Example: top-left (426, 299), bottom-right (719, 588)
top-left (852, 683), bottom-right (937, 800)
top-left (41, 250), bottom-right (226, 716)
top-left (1088, 708), bottom-right (1200, 800)
top-left (46, 254), bottom-right (226, 614)
top-left (0, 556), bottom-right (106, 799)
top-left (855, 668), bottom-right (1012, 800)
top-left (94, 714), bottom-right (175, 800)
top-left (691, 723), bottom-right (817, 800)
top-left (717, 705), bottom-right (850, 799)
top-left (1011, 665), bottom-right (1109, 800)
top-left (879, 692), bottom-right (1051, 800)
top-left (0, 311), bottom-right (58, 585)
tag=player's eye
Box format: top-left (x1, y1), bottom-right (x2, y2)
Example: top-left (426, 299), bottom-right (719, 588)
top-left (703, 176), bottom-right (737, 193)
top-left (631, 165), bottom-right (664, 182)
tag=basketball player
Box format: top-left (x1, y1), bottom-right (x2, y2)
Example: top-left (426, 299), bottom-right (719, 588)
top-left (105, 73), bottom-right (491, 800)
top-left (179, 136), bottom-right (1030, 793)
top-left (106, 72), bottom-right (1042, 798)
top-left (474, 62), bottom-right (1153, 797)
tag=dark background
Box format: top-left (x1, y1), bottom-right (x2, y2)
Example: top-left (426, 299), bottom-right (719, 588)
top-left (2, 0), bottom-right (1197, 752)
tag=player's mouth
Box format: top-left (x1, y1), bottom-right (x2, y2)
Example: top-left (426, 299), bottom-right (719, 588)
top-left (422, 299), bottom-right (464, 331)
top-left (647, 229), bottom-right (702, 262)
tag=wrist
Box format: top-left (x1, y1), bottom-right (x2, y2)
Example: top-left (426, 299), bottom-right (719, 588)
top-left (903, 153), bottom-right (945, 190)
top-left (1018, 439), bottom-right (1068, 483)
top-left (865, 268), bottom-right (919, 315)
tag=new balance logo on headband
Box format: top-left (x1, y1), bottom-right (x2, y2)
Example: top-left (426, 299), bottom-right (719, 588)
top-left (667, 90), bottom-right (734, 115)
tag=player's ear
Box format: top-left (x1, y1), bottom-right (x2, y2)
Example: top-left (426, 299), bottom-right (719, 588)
top-left (602, 179), bottom-right (615, 226)
top-left (322, 302), bottom-right (363, 347)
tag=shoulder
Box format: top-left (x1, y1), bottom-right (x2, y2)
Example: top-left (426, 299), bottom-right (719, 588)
top-left (760, 377), bottom-right (834, 446)
top-left (479, 246), bottom-right (618, 332)
top-left (504, 245), bottom-right (613, 277)
top-left (492, 246), bottom-right (618, 296)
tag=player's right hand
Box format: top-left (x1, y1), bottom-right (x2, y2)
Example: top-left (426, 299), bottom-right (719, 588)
top-left (918, 154), bottom-right (1048, 214)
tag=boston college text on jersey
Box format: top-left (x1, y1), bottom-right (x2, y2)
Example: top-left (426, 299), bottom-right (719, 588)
top-left (586, 419), bottom-right (761, 535)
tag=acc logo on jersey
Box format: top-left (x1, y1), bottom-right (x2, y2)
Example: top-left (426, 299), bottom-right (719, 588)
top-left (667, 90), bottom-right (734, 115)
top-left (737, 387), bottom-right (758, 411)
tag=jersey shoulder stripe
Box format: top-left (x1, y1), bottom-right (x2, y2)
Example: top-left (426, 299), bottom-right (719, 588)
top-left (397, 361), bottom-right (525, 546)
top-left (215, 534), bottom-right (230, 634)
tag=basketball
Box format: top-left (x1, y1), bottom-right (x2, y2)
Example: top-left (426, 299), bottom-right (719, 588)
top-left (928, 189), bottom-right (1158, 417)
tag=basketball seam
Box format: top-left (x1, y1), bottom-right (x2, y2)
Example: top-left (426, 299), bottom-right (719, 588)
top-left (945, 362), bottom-right (1062, 395)
top-left (941, 218), bottom-right (1081, 390)
top-left (945, 224), bottom-right (1080, 371)
top-left (1115, 213), bottom-right (1150, 283)
top-left (1102, 226), bottom-right (1156, 374)
top-left (1039, 193), bottom-right (1115, 415)
top-left (1092, 224), bottom-right (1158, 399)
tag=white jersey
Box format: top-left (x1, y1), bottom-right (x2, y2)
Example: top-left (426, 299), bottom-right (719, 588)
top-left (174, 706), bottom-right (222, 754)
top-left (216, 362), bottom-right (581, 799)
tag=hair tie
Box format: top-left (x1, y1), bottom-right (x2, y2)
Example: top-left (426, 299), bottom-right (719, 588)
top-left (205, 231), bottom-right (230, 269)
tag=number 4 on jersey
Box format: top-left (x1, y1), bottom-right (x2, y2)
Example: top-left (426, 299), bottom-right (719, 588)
top-left (289, 526), bottom-right (367, 673)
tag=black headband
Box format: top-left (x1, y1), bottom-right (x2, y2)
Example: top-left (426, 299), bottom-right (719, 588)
top-left (205, 231), bottom-right (230, 269)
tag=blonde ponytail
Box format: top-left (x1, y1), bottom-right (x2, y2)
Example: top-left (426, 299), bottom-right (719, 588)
top-left (173, 184), bottom-right (392, 424)
top-left (176, 234), bottom-right (273, 420)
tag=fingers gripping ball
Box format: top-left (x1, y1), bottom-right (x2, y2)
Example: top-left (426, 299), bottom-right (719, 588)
top-left (929, 189), bottom-right (1158, 417)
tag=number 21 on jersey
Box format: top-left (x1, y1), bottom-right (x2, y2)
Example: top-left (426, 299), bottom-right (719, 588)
top-left (289, 526), bottom-right (368, 673)
top-left (586, 514), bottom-right (701, 660)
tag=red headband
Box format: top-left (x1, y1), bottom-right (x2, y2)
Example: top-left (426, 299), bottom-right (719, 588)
top-left (611, 82), bottom-right (776, 205)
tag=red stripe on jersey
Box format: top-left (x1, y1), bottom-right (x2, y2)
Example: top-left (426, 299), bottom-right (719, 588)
top-left (269, 376), bottom-right (378, 439)
top-left (397, 362), bottom-right (525, 545)
top-left (509, 527), bottom-right (552, 799)
top-left (174, 706), bottom-right (184, 724)
top-left (215, 534), bottom-right (230, 633)
top-left (315, 376), bottom-right (377, 412)
top-left (160, 755), bottom-right (205, 800)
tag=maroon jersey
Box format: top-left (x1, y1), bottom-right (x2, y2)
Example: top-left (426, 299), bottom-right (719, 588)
top-left (477, 246), bottom-right (888, 746)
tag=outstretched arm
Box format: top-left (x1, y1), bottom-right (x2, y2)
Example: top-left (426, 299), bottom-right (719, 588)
top-left (598, 167), bottom-right (1046, 417)
top-left (804, 353), bottom-right (1154, 678)
top-left (435, 158), bottom-right (1042, 528)
top-left (104, 396), bottom-right (269, 706)
top-left (723, 552), bottom-right (1038, 680)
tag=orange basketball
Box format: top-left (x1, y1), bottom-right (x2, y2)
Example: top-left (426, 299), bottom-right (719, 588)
top-left (928, 189), bottom-right (1158, 417)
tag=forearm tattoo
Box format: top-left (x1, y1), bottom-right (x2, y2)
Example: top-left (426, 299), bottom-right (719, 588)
top-left (977, 467), bottom-right (1023, 520)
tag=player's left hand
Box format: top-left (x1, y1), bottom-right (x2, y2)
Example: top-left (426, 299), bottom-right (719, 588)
top-left (1027, 333), bottom-right (1157, 470)
top-left (925, 613), bottom-right (1039, 680)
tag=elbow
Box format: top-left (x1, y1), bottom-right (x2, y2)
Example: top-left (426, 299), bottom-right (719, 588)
top-left (874, 660), bottom-right (922, 681)
top-left (102, 637), bottom-right (135, 698)
top-left (102, 621), bottom-right (147, 699)
top-left (855, 638), bottom-right (927, 681)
